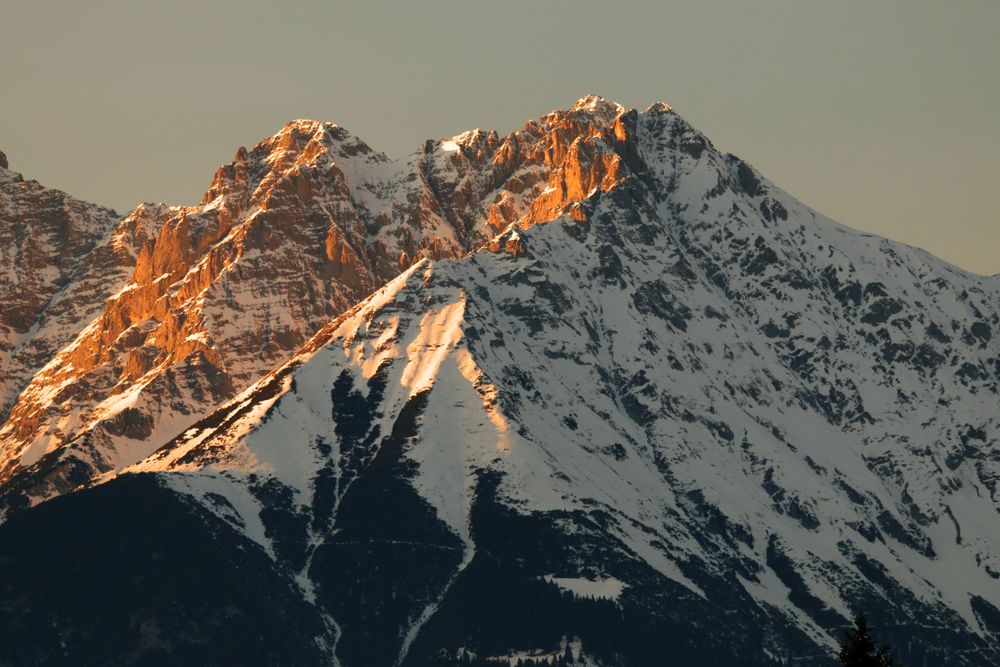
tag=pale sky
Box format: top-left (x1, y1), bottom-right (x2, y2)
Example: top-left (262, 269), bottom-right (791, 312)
top-left (2, 0), bottom-right (998, 274)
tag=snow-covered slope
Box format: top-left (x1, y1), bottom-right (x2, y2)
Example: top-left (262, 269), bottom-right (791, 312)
top-left (124, 101), bottom-right (1000, 664)
top-left (1, 98), bottom-right (998, 665)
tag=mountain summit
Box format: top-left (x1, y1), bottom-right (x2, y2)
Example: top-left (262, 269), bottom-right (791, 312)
top-left (0, 99), bottom-right (639, 502)
top-left (0, 98), bottom-right (998, 666)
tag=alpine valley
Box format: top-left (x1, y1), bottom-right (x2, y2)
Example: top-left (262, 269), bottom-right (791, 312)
top-left (0, 97), bottom-right (997, 666)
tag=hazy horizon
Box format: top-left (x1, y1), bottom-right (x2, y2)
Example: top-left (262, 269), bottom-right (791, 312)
top-left (2, 0), bottom-right (997, 274)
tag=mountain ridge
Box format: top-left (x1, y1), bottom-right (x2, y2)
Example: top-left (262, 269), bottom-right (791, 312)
top-left (0, 96), bottom-right (998, 665)
top-left (0, 97), bottom-right (646, 510)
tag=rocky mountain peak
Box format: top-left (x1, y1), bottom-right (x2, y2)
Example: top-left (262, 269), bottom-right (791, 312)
top-left (0, 150), bottom-right (7, 170)
top-left (117, 97), bottom-right (1000, 663)
top-left (268, 118), bottom-right (384, 162)
top-left (201, 118), bottom-right (387, 207)
top-left (1, 97), bottom-right (999, 666)
top-left (644, 100), bottom-right (672, 114)
top-left (0, 99), bottom-right (735, 498)
top-left (0, 98), bottom-right (749, 504)
top-left (570, 94), bottom-right (626, 118)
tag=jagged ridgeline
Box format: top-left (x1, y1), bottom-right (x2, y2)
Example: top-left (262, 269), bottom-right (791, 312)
top-left (0, 97), bottom-right (998, 666)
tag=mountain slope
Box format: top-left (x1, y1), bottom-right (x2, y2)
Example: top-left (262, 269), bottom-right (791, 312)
top-left (0, 102), bottom-right (635, 512)
top-left (0, 153), bottom-right (132, 418)
top-left (1, 98), bottom-right (998, 665)
top-left (0, 473), bottom-right (332, 666)
top-left (124, 101), bottom-right (999, 664)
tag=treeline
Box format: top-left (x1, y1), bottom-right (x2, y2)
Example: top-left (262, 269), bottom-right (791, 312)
top-left (452, 641), bottom-right (580, 666)
top-left (423, 607), bottom-right (905, 667)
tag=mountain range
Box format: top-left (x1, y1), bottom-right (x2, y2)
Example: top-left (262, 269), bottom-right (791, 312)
top-left (0, 96), bottom-right (997, 666)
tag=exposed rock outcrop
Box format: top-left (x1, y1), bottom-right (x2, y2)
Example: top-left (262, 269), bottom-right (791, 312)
top-left (0, 159), bottom-right (128, 419)
top-left (0, 98), bottom-right (651, 499)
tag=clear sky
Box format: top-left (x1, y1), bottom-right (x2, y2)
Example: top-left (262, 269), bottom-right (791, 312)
top-left (2, 0), bottom-right (998, 274)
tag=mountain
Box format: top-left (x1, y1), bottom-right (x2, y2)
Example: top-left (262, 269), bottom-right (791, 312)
top-left (1, 97), bottom-right (998, 666)
top-left (0, 152), bottom-right (127, 418)
top-left (0, 102), bottom-right (639, 514)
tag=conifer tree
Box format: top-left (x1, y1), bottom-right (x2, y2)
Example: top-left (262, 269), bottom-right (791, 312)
top-left (837, 612), bottom-right (900, 666)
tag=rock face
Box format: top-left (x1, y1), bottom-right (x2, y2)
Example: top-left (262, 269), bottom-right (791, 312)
top-left (1, 97), bottom-right (999, 666)
top-left (0, 159), bottom-right (130, 419)
top-left (0, 104), bottom-right (642, 508)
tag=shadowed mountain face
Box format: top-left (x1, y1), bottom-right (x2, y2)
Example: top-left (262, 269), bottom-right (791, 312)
top-left (0, 474), bottom-right (332, 667)
top-left (1, 97), bottom-right (998, 666)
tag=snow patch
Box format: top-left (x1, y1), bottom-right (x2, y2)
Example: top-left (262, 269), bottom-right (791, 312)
top-left (543, 575), bottom-right (626, 601)
top-left (399, 298), bottom-right (466, 395)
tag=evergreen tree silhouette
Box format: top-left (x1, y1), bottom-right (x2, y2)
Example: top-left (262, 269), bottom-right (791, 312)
top-left (838, 612), bottom-right (900, 666)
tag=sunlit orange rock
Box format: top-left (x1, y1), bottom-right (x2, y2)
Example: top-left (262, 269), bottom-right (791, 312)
top-left (0, 96), bottom-right (655, 506)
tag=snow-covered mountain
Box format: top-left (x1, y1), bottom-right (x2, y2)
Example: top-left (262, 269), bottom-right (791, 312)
top-left (0, 97), bottom-right (998, 666)
top-left (0, 103), bottom-right (627, 511)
